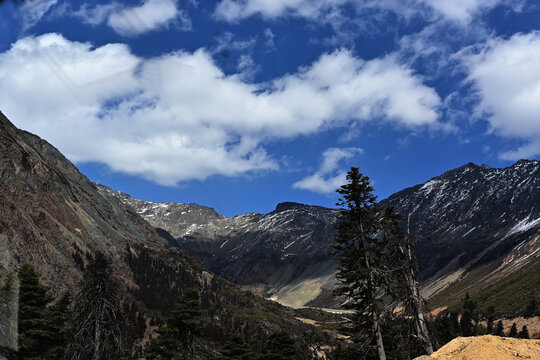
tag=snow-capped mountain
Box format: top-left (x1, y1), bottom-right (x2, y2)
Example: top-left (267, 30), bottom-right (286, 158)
top-left (380, 160), bottom-right (540, 308)
top-left (100, 160), bottom-right (540, 311)
top-left (97, 186), bottom-right (339, 308)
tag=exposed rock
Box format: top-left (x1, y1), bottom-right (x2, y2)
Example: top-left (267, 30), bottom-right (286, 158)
top-left (431, 335), bottom-right (540, 360)
top-left (0, 111), bottom-right (310, 356)
top-left (103, 160), bottom-right (540, 310)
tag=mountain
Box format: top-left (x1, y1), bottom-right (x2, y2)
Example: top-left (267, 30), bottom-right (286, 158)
top-left (98, 185), bottom-right (339, 308)
top-left (0, 111), bottom-right (312, 357)
top-left (104, 161), bottom-right (540, 313)
top-left (381, 161), bottom-right (540, 313)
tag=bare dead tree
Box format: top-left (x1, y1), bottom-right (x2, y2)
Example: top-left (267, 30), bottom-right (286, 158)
top-left (64, 252), bottom-right (125, 360)
top-left (383, 208), bottom-right (433, 356)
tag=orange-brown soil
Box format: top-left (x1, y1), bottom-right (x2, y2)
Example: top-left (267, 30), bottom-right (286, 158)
top-left (431, 335), bottom-right (540, 360)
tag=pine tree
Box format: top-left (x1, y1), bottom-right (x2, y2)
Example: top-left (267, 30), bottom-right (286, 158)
top-left (518, 325), bottom-right (529, 339)
top-left (494, 320), bottom-right (504, 336)
top-left (144, 288), bottom-right (206, 360)
top-left (64, 253), bottom-right (124, 360)
top-left (333, 168), bottom-right (388, 360)
top-left (17, 264), bottom-right (70, 360)
top-left (508, 323), bottom-right (518, 338)
top-left (259, 331), bottom-right (298, 360)
top-left (219, 334), bottom-right (253, 360)
top-left (460, 293), bottom-right (475, 336)
top-left (524, 298), bottom-right (537, 318)
top-left (486, 306), bottom-right (495, 334)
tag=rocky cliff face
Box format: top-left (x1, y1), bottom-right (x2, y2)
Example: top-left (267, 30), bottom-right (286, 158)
top-left (0, 111), bottom-right (308, 356)
top-left (381, 161), bottom-right (540, 308)
top-left (105, 160), bottom-right (540, 311)
top-left (98, 185), bottom-right (339, 308)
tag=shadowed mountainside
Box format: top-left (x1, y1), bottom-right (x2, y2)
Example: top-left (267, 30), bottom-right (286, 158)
top-left (103, 160), bottom-right (540, 312)
top-left (0, 111), bottom-right (312, 357)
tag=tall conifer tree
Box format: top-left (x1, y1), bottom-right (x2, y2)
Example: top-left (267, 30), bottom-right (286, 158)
top-left (219, 334), bottom-right (253, 360)
top-left (144, 288), bottom-right (206, 360)
top-left (333, 168), bottom-right (387, 360)
top-left (17, 265), bottom-right (70, 360)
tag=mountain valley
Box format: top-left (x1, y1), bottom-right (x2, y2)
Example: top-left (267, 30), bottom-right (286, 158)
top-left (103, 161), bottom-right (540, 313)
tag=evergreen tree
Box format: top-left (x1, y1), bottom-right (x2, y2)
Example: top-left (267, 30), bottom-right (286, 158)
top-left (219, 334), bottom-right (253, 360)
top-left (330, 344), bottom-right (363, 360)
top-left (524, 298), bottom-right (537, 318)
top-left (518, 325), bottom-right (529, 339)
top-left (17, 264), bottom-right (70, 360)
top-left (508, 323), bottom-right (518, 338)
top-left (460, 293), bottom-right (475, 336)
top-left (259, 331), bottom-right (298, 360)
top-left (486, 306), bottom-right (495, 334)
top-left (431, 312), bottom-right (459, 348)
top-left (64, 253), bottom-right (124, 360)
top-left (494, 320), bottom-right (504, 336)
top-left (144, 288), bottom-right (206, 360)
top-left (333, 168), bottom-right (388, 360)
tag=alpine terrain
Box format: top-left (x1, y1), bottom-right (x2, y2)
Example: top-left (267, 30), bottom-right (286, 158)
top-left (104, 161), bottom-right (540, 313)
top-left (0, 111), bottom-right (313, 357)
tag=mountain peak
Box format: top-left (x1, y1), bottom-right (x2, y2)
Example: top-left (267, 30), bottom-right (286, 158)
top-left (274, 202), bottom-right (310, 212)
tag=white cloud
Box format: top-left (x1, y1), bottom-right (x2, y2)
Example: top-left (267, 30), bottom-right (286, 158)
top-left (0, 34), bottom-right (440, 186)
top-left (422, 0), bottom-right (495, 23)
top-left (459, 31), bottom-right (540, 160)
top-left (214, 0), bottom-right (520, 24)
top-left (264, 28), bottom-right (276, 51)
top-left (293, 148), bottom-right (362, 194)
top-left (73, 0), bottom-right (189, 36)
top-left (108, 0), bottom-right (186, 36)
top-left (19, 0), bottom-right (58, 29)
top-left (73, 3), bottom-right (121, 26)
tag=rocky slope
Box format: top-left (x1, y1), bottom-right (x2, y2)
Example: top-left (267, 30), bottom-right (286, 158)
top-left (98, 185), bottom-right (339, 308)
top-left (104, 161), bottom-right (540, 312)
top-left (381, 161), bottom-right (540, 311)
top-left (0, 111), bottom-right (310, 356)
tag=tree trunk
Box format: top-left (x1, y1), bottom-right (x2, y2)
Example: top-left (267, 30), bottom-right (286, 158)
top-left (362, 234), bottom-right (386, 360)
top-left (409, 276), bottom-right (433, 355)
top-left (404, 220), bottom-right (433, 355)
top-left (372, 312), bottom-right (386, 360)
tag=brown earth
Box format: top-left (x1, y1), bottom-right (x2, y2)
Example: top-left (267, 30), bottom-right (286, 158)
top-left (430, 335), bottom-right (540, 360)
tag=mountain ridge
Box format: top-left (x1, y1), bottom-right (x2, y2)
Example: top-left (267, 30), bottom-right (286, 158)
top-left (102, 159), bottom-right (540, 312)
top-left (0, 111), bottom-right (313, 356)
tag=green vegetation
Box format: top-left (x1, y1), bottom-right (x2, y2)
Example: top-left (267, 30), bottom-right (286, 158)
top-left (0, 265), bottom-right (70, 360)
top-left (519, 325), bottom-right (530, 339)
top-left (508, 323), bottom-right (518, 338)
top-left (219, 334), bottom-right (253, 360)
top-left (333, 167), bottom-right (433, 359)
top-left (259, 331), bottom-right (298, 360)
top-left (145, 288), bottom-right (208, 359)
top-left (429, 257), bottom-right (540, 316)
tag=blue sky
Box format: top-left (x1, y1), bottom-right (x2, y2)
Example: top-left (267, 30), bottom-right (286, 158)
top-left (0, 0), bottom-right (539, 216)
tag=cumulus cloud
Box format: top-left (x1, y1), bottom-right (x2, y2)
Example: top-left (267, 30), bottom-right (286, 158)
top-left (214, 0), bottom-right (521, 24)
top-left (73, 0), bottom-right (188, 36)
top-left (293, 148), bottom-right (362, 194)
top-left (0, 34), bottom-right (440, 186)
top-left (459, 31), bottom-right (540, 160)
